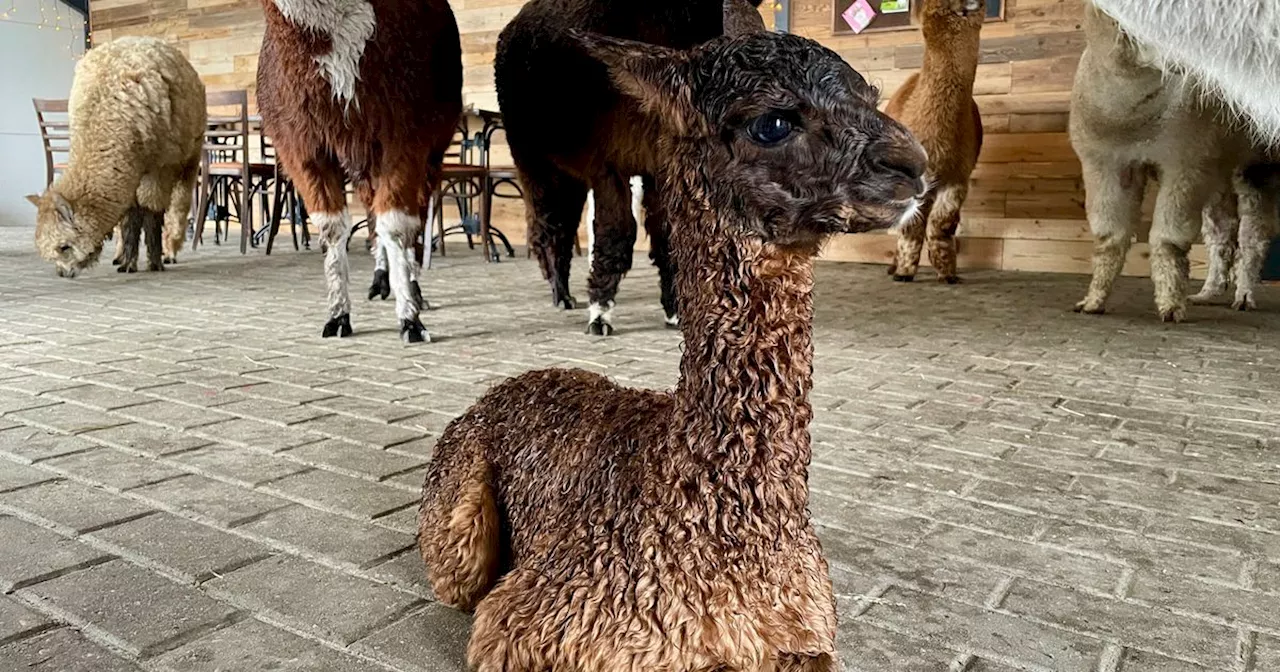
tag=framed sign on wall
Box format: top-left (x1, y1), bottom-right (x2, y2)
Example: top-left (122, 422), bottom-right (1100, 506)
top-left (831, 0), bottom-right (1004, 35)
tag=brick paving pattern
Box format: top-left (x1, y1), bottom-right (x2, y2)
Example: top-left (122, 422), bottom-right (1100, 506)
top-left (0, 224), bottom-right (1277, 671)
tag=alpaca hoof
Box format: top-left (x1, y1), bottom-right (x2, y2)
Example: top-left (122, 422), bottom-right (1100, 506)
top-left (1073, 299), bottom-right (1105, 315)
top-left (1158, 306), bottom-right (1186, 323)
top-left (892, 274), bottom-right (915, 282)
top-left (368, 269), bottom-right (391, 301)
top-left (118, 264), bottom-right (137, 274)
top-left (400, 318), bottom-right (429, 344)
top-left (664, 313), bottom-right (680, 329)
top-left (1232, 294), bottom-right (1256, 311)
top-left (111, 258), bottom-right (122, 266)
top-left (554, 294), bottom-right (578, 310)
top-left (147, 263), bottom-right (164, 272)
top-left (940, 275), bottom-right (960, 285)
top-left (886, 264), bottom-right (897, 276)
top-left (1189, 289), bottom-right (1223, 304)
top-left (162, 256), bottom-right (177, 265)
top-left (586, 317), bottom-right (614, 336)
top-left (322, 314), bottom-right (353, 338)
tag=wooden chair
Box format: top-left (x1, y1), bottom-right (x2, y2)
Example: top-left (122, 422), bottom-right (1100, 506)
top-left (32, 99), bottom-right (71, 186)
top-left (194, 90), bottom-right (274, 253)
top-left (477, 109), bottom-right (520, 262)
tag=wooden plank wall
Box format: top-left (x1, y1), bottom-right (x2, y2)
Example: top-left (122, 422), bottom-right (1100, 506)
top-left (90, 0), bottom-right (1187, 277)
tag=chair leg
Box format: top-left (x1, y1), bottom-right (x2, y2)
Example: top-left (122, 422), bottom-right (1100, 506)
top-left (481, 177), bottom-right (494, 262)
top-left (193, 173), bottom-right (210, 250)
top-left (266, 177), bottom-right (285, 256)
top-left (240, 177), bottom-right (250, 254)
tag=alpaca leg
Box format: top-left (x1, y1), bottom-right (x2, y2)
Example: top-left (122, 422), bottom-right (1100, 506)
top-left (925, 184), bottom-right (966, 284)
top-left (1150, 169), bottom-right (1216, 322)
top-left (1190, 190), bottom-right (1238, 303)
top-left (643, 175), bottom-right (679, 327)
top-left (162, 157), bottom-right (198, 264)
top-left (467, 571), bottom-right (561, 672)
top-left (142, 209), bottom-right (165, 272)
top-left (117, 207), bottom-right (144, 274)
top-left (1232, 168), bottom-right (1279, 311)
top-left (889, 197), bottom-right (930, 281)
top-left (586, 173), bottom-right (637, 336)
top-left (368, 224), bottom-right (392, 301)
top-left (281, 153), bottom-right (351, 337)
top-left (377, 208), bottom-right (428, 343)
top-left (1074, 160), bottom-right (1145, 314)
top-left (111, 227), bottom-right (124, 266)
top-left (522, 165), bottom-right (587, 310)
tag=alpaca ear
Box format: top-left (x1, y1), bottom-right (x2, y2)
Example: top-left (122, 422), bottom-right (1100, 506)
top-left (574, 31), bottom-right (699, 134)
top-left (723, 0), bottom-right (767, 36)
top-left (52, 192), bottom-right (75, 226)
top-left (24, 194), bottom-right (40, 207)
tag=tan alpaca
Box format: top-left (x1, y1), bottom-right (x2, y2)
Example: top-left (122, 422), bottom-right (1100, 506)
top-left (1191, 159), bottom-right (1279, 312)
top-left (884, 0), bottom-right (985, 283)
top-left (1070, 2), bottom-right (1250, 322)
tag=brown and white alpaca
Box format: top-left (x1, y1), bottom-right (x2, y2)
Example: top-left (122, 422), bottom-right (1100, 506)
top-left (256, 0), bottom-right (461, 342)
top-left (495, 0), bottom-right (765, 336)
top-left (884, 0), bottom-right (985, 283)
top-left (1191, 160), bottom-right (1279, 311)
top-left (418, 24), bottom-right (927, 671)
top-left (1070, 1), bottom-right (1249, 322)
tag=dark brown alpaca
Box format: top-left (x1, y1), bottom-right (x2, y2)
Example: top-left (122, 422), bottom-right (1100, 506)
top-left (884, 0), bottom-right (985, 283)
top-left (257, 0), bottom-right (461, 342)
top-left (495, 0), bottom-right (765, 335)
top-left (418, 21), bottom-right (927, 670)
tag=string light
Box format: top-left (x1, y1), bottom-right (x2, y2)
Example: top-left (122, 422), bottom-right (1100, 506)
top-left (0, 0), bottom-right (14, 20)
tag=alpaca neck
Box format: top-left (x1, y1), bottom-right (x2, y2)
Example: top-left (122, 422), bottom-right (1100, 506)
top-left (56, 161), bottom-right (134, 225)
top-left (657, 189), bottom-right (818, 536)
top-left (917, 20), bottom-right (981, 112)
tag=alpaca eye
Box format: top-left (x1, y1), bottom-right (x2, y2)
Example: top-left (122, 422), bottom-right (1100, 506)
top-left (745, 113), bottom-right (794, 146)
top-left (58, 244), bottom-right (72, 254)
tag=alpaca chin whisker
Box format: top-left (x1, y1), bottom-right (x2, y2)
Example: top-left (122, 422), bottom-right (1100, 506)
top-left (892, 198), bottom-right (923, 231)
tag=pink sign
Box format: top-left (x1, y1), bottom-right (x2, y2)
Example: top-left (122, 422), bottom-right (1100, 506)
top-left (841, 0), bottom-right (876, 33)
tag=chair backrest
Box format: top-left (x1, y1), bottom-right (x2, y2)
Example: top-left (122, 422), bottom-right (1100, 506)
top-left (33, 98), bottom-right (70, 186)
top-left (204, 89), bottom-right (250, 174)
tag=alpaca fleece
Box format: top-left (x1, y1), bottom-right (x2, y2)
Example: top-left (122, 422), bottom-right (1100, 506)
top-left (494, 0), bottom-right (765, 335)
top-left (883, 0), bottom-right (985, 283)
top-left (420, 24), bottom-right (927, 671)
top-left (1069, 2), bottom-right (1260, 322)
top-left (33, 37), bottom-right (204, 277)
top-left (256, 0), bottom-right (461, 342)
top-left (1090, 0), bottom-right (1280, 144)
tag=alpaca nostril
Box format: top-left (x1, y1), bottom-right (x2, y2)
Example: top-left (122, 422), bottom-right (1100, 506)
top-left (872, 147), bottom-right (928, 198)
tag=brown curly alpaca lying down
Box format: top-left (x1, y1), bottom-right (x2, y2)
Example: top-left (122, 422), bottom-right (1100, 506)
top-left (418, 10), bottom-right (927, 670)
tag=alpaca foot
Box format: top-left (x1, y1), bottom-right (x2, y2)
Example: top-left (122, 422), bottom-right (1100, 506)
top-left (1189, 286), bottom-right (1225, 304)
top-left (892, 274), bottom-right (915, 282)
top-left (146, 261), bottom-right (164, 272)
top-left (586, 302), bottom-right (614, 336)
top-left (938, 274), bottom-right (960, 285)
top-left (112, 257), bottom-right (122, 266)
top-left (368, 269), bottom-right (391, 301)
top-left (1157, 305), bottom-right (1186, 323)
top-left (1232, 290), bottom-right (1257, 311)
top-left (410, 280), bottom-right (431, 311)
top-left (400, 317), bottom-right (429, 343)
top-left (553, 294), bottom-right (577, 310)
top-left (162, 255), bottom-right (177, 265)
top-left (1073, 298), bottom-right (1105, 315)
top-left (664, 312), bottom-right (680, 329)
top-left (322, 313), bottom-right (353, 338)
top-left (117, 262), bottom-right (138, 274)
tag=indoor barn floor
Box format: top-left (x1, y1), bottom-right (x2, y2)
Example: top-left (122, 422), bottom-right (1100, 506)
top-left (0, 222), bottom-right (1279, 672)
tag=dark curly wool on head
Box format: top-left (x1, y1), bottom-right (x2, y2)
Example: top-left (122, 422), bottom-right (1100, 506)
top-left (419, 14), bottom-right (926, 671)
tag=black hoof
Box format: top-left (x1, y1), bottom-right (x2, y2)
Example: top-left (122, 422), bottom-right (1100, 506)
top-left (368, 269), bottom-right (391, 301)
top-left (162, 256), bottom-right (176, 265)
top-left (118, 265), bottom-right (137, 274)
top-left (147, 264), bottom-right (164, 272)
top-left (555, 295), bottom-right (578, 310)
top-left (322, 314), bottom-right (353, 338)
top-left (400, 318), bottom-right (429, 344)
top-left (942, 276), bottom-right (960, 285)
top-left (586, 318), bottom-right (614, 336)
top-left (112, 258), bottom-right (122, 266)
top-left (410, 281), bottom-right (429, 311)
top-left (892, 274), bottom-right (915, 282)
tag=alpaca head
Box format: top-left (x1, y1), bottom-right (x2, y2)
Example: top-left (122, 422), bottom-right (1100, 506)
top-left (30, 189), bottom-right (102, 278)
top-left (578, 25), bottom-right (926, 249)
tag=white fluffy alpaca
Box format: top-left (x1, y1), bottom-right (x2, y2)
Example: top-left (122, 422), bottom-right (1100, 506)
top-left (1091, 0), bottom-right (1280, 142)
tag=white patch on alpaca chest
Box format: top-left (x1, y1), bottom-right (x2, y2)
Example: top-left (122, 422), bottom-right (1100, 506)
top-left (273, 0), bottom-right (376, 106)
